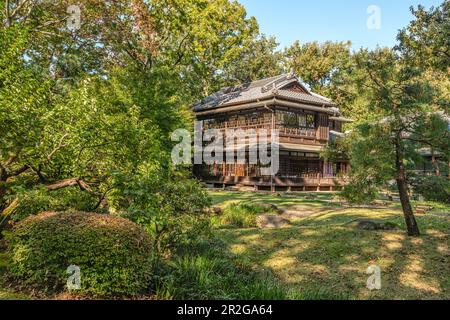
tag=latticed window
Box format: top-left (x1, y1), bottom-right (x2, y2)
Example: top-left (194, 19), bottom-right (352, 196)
top-left (277, 111), bottom-right (316, 129)
top-left (304, 114), bottom-right (316, 129)
top-left (284, 112), bottom-right (298, 128)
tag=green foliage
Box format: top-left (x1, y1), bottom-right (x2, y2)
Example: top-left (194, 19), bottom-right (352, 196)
top-left (341, 182), bottom-right (379, 205)
top-left (214, 203), bottom-right (274, 228)
top-left (7, 187), bottom-right (99, 222)
top-left (0, 28), bottom-right (210, 254)
top-left (223, 35), bottom-right (284, 85)
top-left (321, 137), bottom-right (350, 163)
top-left (121, 177), bottom-right (211, 255)
top-left (340, 49), bottom-right (440, 210)
top-left (0, 0), bottom-right (258, 226)
top-left (0, 252), bottom-right (7, 270)
top-left (6, 211), bottom-right (154, 297)
top-left (410, 175), bottom-right (450, 204)
top-left (285, 41), bottom-right (352, 92)
top-left (397, 2), bottom-right (450, 72)
top-left (339, 126), bottom-right (394, 204)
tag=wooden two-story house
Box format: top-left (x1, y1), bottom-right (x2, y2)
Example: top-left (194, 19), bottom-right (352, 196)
top-left (192, 74), bottom-right (351, 192)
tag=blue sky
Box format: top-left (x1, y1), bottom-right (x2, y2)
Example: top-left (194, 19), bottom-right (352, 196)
top-left (238, 0), bottom-right (443, 50)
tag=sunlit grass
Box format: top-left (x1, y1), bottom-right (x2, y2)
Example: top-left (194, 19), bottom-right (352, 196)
top-left (212, 203), bottom-right (278, 228)
top-left (211, 191), bottom-right (450, 300)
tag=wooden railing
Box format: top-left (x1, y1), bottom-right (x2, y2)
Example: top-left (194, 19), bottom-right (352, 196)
top-left (276, 126), bottom-right (316, 138)
top-left (203, 123), bottom-right (319, 141)
top-left (195, 174), bottom-right (346, 187)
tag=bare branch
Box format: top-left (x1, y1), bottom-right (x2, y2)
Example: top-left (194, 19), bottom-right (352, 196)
top-left (46, 178), bottom-right (100, 198)
top-left (5, 0), bottom-right (11, 27)
top-left (10, 0), bottom-right (33, 21)
top-left (46, 133), bottom-right (68, 163)
top-left (5, 156), bottom-right (17, 166)
top-left (45, 178), bottom-right (80, 191)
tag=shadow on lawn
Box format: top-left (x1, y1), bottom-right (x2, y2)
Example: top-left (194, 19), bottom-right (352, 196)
top-left (220, 223), bottom-right (450, 300)
top-left (287, 208), bottom-right (403, 228)
top-left (209, 191), bottom-right (337, 208)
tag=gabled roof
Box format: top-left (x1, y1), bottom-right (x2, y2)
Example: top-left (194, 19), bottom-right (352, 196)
top-left (193, 74), bottom-right (335, 112)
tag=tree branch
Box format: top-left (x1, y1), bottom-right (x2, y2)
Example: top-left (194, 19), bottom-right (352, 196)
top-left (10, 0), bottom-right (32, 21)
top-left (45, 178), bottom-right (80, 191)
top-left (5, 0), bottom-right (11, 27)
top-left (46, 133), bottom-right (68, 164)
top-left (46, 178), bottom-right (101, 198)
top-left (5, 156), bottom-right (17, 166)
top-left (30, 165), bottom-right (47, 183)
top-left (9, 165), bottom-right (30, 177)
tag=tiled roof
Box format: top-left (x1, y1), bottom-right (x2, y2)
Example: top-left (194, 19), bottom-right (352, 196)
top-left (276, 90), bottom-right (332, 106)
top-left (193, 74), bottom-right (335, 112)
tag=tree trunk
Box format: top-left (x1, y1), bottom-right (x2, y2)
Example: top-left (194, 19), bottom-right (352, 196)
top-left (395, 137), bottom-right (420, 236)
top-left (0, 198), bottom-right (19, 239)
top-left (431, 149), bottom-right (440, 177)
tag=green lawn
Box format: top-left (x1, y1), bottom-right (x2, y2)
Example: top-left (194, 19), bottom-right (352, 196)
top-left (209, 191), bottom-right (450, 300)
top-left (1, 191), bottom-right (448, 300)
top-left (0, 252), bottom-right (30, 300)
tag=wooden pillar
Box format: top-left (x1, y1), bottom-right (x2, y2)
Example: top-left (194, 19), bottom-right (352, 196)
top-left (223, 120), bottom-right (227, 189)
top-left (271, 108), bottom-right (275, 193)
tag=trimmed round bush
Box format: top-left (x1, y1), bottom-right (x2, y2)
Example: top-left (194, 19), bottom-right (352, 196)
top-left (6, 211), bottom-right (154, 297)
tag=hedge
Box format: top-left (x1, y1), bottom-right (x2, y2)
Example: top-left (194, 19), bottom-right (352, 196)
top-left (6, 211), bottom-right (154, 297)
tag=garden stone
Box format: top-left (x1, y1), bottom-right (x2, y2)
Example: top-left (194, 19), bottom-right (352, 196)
top-left (356, 220), bottom-right (398, 231)
top-left (257, 203), bottom-right (284, 214)
top-left (257, 215), bottom-right (290, 229)
top-left (207, 206), bottom-right (223, 215)
top-left (356, 220), bottom-right (379, 231)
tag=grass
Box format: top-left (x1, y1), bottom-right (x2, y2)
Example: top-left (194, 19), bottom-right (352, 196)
top-left (210, 191), bottom-right (340, 209)
top-left (209, 191), bottom-right (450, 300)
top-left (153, 237), bottom-right (348, 300)
top-left (212, 203), bottom-right (277, 228)
top-left (0, 251), bottom-right (30, 300)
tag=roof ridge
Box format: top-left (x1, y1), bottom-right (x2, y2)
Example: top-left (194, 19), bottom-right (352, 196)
top-left (261, 74), bottom-right (293, 93)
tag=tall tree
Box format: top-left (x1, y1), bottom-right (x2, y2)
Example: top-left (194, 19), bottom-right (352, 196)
top-left (284, 40), bottom-right (365, 118)
top-left (346, 48), bottom-right (444, 236)
top-left (1, 0), bottom-right (259, 98)
top-left (285, 41), bottom-right (352, 93)
top-left (222, 35), bottom-right (284, 85)
top-left (397, 2), bottom-right (450, 72)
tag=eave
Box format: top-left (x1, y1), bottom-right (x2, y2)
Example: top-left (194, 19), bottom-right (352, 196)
top-left (329, 116), bottom-right (353, 123)
top-left (195, 97), bottom-right (336, 117)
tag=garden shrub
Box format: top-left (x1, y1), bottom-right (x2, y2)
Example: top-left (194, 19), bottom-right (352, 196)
top-left (410, 175), bottom-right (450, 204)
top-left (341, 181), bottom-right (379, 204)
top-left (6, 187), bottom-right (99, 223)
top-left (6, 211), bottom-right (153, 297)
top-left (121, 177), bottom-right (211, 256)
